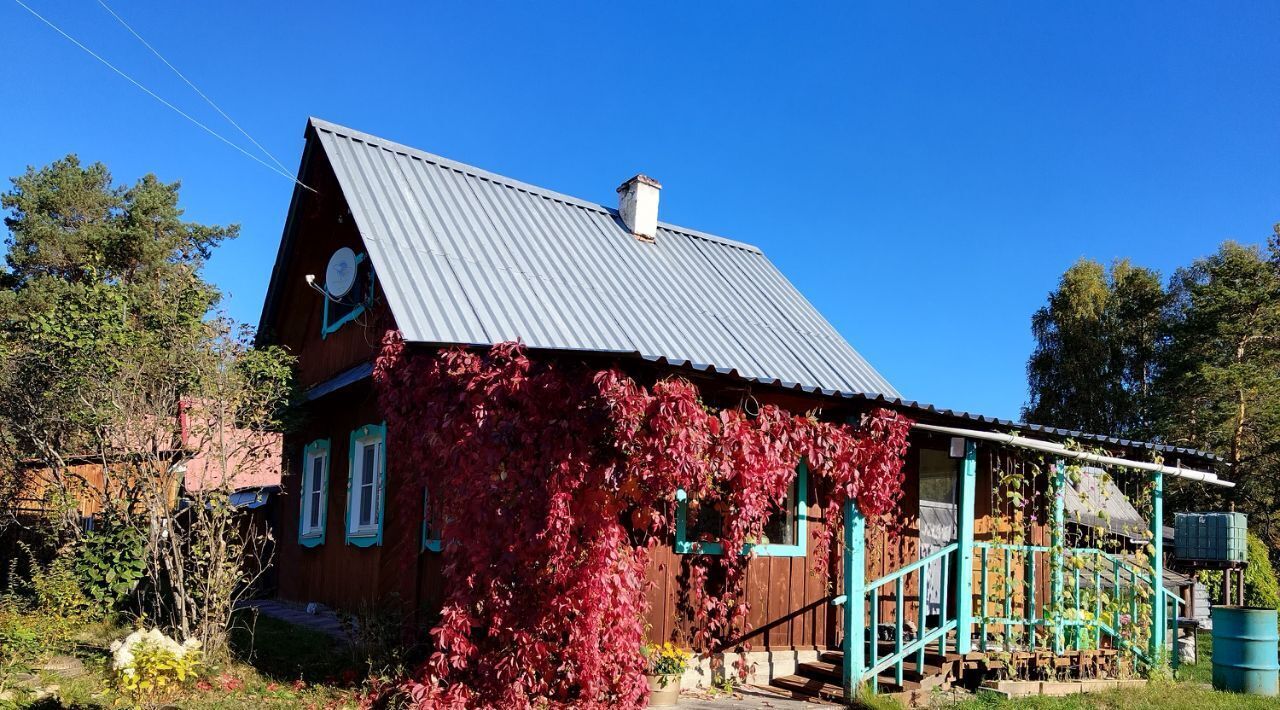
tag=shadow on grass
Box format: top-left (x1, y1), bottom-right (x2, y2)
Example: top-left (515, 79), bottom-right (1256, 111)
top-left (227, 608), bottom-right (358, 684)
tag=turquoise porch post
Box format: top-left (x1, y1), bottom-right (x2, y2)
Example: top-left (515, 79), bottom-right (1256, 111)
top-left (956, 439), bottom-right (978, 654)
top-left (843, 497), bottom-right (866, 698)
top-left (1051, 459), bottom-right (1066, 653)
top-left (1150, 470), bottom-right (1165, 658)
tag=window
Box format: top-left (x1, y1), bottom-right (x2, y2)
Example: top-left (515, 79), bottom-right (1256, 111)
top-left (422, 486), bottom-right (441, 552)
top-left (919, 449), bottom-right (957, 504)
top-left (675, 461), bottom-right (808, 557)
top-left (299, 439), bottom-right (330, 547)
top-left (346, 423), bottom-right (386, 547)
top-left (322, 252), bottom-right (375, 338)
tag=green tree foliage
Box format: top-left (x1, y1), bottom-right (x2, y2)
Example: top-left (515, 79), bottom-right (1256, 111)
top-left (1026, 229), bottom-right (1280, 565)
top-left (1023, 258), bottom-right (1167, 438)
top-left (0, 155), bottom-right (296, 656)
top-left (0, 156), bottom-right (237, 489)
top-left (1157, 240), bottom-right (1280, 551)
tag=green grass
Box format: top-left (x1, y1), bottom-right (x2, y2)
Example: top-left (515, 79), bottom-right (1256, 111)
top-left (3, 610), bottom-right (361, 709)
top-left (947, 682), bottom-right (1280, 710)
top-left (1174, 628), bottom-right (1213, 686)
top-left (936, 632), bottom-right (1280, 710)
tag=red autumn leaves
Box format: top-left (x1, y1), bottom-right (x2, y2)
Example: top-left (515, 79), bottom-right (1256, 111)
top-left (373, 334), bottom-right (911, 709)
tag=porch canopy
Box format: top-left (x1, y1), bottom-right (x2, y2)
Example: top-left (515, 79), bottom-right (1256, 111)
top-left (911, 422), bottom-right (1234, 488)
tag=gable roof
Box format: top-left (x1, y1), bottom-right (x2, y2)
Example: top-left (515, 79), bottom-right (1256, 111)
top-left (295, 118), bottom-right (899, 398)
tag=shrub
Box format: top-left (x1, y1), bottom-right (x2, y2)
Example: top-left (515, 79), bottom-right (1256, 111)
top-left (30, 552), bottom-right (95, 623)
top-left (0, 597), bottom-right (45, 668)
top-left (0, 592), bottom-right (91, 680)
top-left (111, 627), bottom-right (203, 699)
top-left (74, 520), bottom-right (145, 608)
top-left (0, 546), bottom-right (94, 666)
top-left (1243, 532), bottom-right (1280, 610)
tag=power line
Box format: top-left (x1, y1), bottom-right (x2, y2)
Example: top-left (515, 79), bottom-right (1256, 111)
top-left (94, 0), bottom-right (293, 176)
top-left (10, 0), bottom-right (314, 192)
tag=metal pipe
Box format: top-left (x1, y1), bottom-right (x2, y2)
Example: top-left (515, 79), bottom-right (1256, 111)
top-left (911, 423), bottom-right (1233, 488)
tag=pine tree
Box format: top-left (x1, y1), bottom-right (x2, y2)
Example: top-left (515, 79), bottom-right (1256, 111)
top-left (1157, 240), bottom-right (1280, 551)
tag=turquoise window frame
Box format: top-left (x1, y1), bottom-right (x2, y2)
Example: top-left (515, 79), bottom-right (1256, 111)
top-left (345, 422), bottom-right (387, 547)
top-left (422, 485), bottom-right (441, 552)
top-left (321, 252), bottom-right (374, 339)
top-left (675, 461), bottom-right (808, 557)
top-left (299, 439), bottom-right (330, 548)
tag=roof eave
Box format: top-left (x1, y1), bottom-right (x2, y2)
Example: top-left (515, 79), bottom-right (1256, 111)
top-left (256, 121), bottom-right (321, 345)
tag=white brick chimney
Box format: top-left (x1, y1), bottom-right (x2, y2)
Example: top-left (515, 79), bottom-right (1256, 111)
top-left (616, 174), bottom-right (662, 242)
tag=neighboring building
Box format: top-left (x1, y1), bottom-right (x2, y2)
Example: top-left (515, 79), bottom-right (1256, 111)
top-left (257, 118), bottom-right (1230, 701)
top-left (7, 411), bottom-right (281, 526)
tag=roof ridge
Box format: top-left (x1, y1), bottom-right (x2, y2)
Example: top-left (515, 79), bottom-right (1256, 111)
top-left (307, 117), bottom-right (763, 254)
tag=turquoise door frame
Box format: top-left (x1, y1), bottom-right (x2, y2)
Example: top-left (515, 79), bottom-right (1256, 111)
top-left (955, 439), bottom-right (977, 655)
top-left (1051, 459), bottom-right (1066, 653)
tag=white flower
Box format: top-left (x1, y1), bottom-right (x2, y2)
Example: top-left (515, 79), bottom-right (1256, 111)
top-left (110, 627), bottom-right (200, 674)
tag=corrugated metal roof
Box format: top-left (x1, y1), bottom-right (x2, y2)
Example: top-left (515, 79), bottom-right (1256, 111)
top-left (308, 118), bottom-right (899, 398)
top-left (280, 119), bottom-right (1220, 467)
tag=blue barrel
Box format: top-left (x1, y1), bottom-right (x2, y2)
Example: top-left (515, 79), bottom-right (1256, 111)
top-left (1212, 606), bottom-right (1279, 696)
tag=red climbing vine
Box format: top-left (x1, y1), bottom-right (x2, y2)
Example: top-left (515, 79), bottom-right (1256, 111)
top-left (373, 332), bottom-right (912, 709)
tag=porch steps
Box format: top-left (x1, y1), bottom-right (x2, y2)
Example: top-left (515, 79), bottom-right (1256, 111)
top-left (769, 646), bottom-right (1124, 705)
top-left (768, 648), bottom-right (962, 704)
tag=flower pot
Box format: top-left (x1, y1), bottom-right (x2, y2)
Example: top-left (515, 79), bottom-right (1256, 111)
top-left (646, 673), bottom-right (681, 707)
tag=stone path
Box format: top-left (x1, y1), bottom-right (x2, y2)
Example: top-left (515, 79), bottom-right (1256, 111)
top-left (679, 686), bottom-right (840, 709)
top-left (238, 598), bottom-right (351, 642)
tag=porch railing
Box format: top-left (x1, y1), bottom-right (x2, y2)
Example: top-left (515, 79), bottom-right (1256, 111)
top-left (839, 536), bottom-right (1185, 697)
top-left (838, 445), bottom-right (1178, 700)
top-left (834, 541), bottom-right (959, 694)
top-left (973, 542), bottom-right (1184, 670)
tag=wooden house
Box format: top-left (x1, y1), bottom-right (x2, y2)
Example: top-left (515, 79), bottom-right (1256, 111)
top-left (258, 119), bottom-right (1232, 702)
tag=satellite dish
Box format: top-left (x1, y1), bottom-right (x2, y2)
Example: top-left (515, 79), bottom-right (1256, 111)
top-left (325, 247), bottom-right (358, 298)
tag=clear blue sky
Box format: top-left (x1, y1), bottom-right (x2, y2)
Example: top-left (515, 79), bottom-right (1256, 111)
top-left (3, 2), bottom-right (1277, 421)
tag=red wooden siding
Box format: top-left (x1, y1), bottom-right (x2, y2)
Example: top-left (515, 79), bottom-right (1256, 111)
top-left (642, 488), bottom-right (842, 649)
top-left (275, 382), bottom-right (440, 621)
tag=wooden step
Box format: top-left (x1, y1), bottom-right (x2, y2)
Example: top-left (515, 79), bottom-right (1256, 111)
top-left (781, 646), bottom-right (1134, 705)
top-left (795, 659), bottom-right (842, 682)
top-left (794, 659), bottom-right (955, 692)
top-left (768, 674), bottom-right (845, 701)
